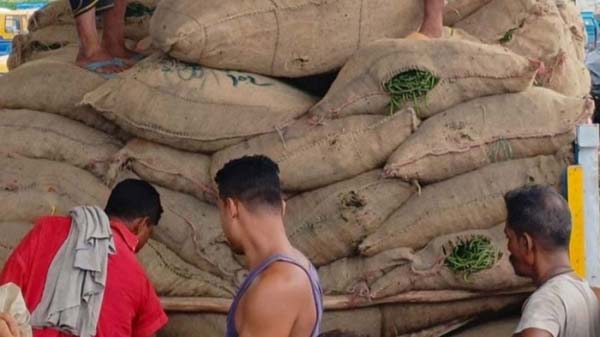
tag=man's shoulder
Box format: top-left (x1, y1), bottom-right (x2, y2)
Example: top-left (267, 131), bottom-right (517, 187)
top-left (31, 215), bottom-right (71, 235)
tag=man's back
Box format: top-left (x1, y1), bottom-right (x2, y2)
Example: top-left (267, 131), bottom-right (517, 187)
top-left (515, 274), bottom-right (600, 337)
top-left (0, 216), bottom-right (167, 337)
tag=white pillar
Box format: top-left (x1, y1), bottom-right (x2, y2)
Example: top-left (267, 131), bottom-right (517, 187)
top-left (577, 124), bottom-right (600, 286)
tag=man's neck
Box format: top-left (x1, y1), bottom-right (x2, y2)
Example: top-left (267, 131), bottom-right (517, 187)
top-left (533, 249), bottom-right (573, 286)
top-left (241, 216), bottom-right (294, 270)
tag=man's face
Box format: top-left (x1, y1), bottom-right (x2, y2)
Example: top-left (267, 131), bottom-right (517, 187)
top-left (504, 224), bottom-right (534, 278)
top-left (218, 198), bottom-right (244, 254)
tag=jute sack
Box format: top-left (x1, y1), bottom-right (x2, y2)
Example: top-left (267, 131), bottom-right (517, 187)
top-left (447, 316), bottom-right (519, 337)
top-left (454, 0), bottom-right (590, 97)
top-left (83, 54), bottom-right (317, 153)
top-left (212, 111), bottom-right (419, 192)
top-left (138, 239), bottom-right (235, 297)
top-left (309, 38), bottom-right (537, 121)
top-left (321, 307), bottom-right (383, 337)
top-left (0, 109), bottom-right (123, 178)
top-left (444, 0), bottom-right (494, 26)
top-left (0, 59), bottom-right (122, 136)
top-left (157, 314), bottom-right (226, 337)
top-left (320, 225), bottom-right (529, 298)
top-left (381, 294), bottom-right (526, 337)
top-left (556, 0), bottom-right (585, 62)
top-left (0, 158), bottom-right (110, 222)
top-left (359, 155), bottom-right (565, 256)
top-left (8, 25), bottom-right (80, 70)
top-left (150, 0), bottom-right (423, 77)
top-left (0, 223), bottom-right (33, 269)
top-left (105, 139), bottom-right (214, 203)
top-left (285, 170), bottom-right (415, 266)
top-left (384, 88), bottom-right (592, 183)
top-left (149, 186), bottom-right (244, 283)
top-left (28, 0), bottom-right (158, 40)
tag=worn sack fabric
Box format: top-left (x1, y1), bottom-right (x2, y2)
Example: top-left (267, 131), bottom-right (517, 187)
top-left (320, 225), bottom-right (529, 298)
top-left (147, 187), bottom-right (244, 283)
top-left (455, 0), bottom-right (589, 97)
top-left (310, 38), bottom-right (537, 120)
top-left (0, 109), bottom-right (122, 178)
top-left (448, 316), bottom-right (520, 337)
top-left (212, 111), bottom-right (419, 192)
top-left (105, 139), bottom-right (214, 203)
top-left (8, 25), bottom-right (80, 70)
top-left (150, 0), bottom-right (423, 77)
top-left (381, 294), bottom-right (525, 337)
top-left (0, 283), bottom-right (33, 337)
top-left (555, 0), bottom-right (585, 62)
top-left (158, 313), bottom-right (226, 337)
top-left (0, 59), bottom-right (122, 136)
top-left (359, 155), bottom-right (566, 256)
top-left (0, 158), bottom-right (110, 223)
top-left (84, 54), bottom-right (316, 153)
top-left (28, 0), bottom-right (158, 40)
top-left (444, 0), bottom-right (494, 26)
top-left (138, 239), bottom-right (235, 297)
top-left (285, 170), bottom-right (414, 266)
top-left (384, 88), bottom-right (592, 183)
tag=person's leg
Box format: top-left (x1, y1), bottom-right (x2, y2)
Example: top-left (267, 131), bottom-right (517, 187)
top-left (101, 0), bottom-right (134, 60)
top-left (74, 7), bottom-right (123, 73)
top-left (419, 0), bottom-right (444, 38)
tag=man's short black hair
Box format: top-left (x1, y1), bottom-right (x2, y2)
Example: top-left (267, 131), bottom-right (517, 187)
top-left (105, 179), bottom-right (163, 226)
top-left (504, 184), bottom-right (571, 249)
top-left (215, 155), bottom-right (283, 211)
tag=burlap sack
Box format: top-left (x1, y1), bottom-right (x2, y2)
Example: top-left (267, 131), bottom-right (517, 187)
top-left (0, 59), bottom-right (122, 136)
top-left (150, 187), bottom-right (244, 283)
top-left (28, 0), bottom-right (158, 40)
top-left (105, 139), bottom-right (214, 203)
top-left (158, 314), bottom-right (226, 337)
top-left (0, 223), bottom-right (33, 268)
top-left (0, 158), bottom-right (110, 222)
top-left (556, 0), bottom-right (585, 62)
top-left (138, 239), bottom-right (235, 297)
top-left (309, 38), bottom-right (537, 121)
top-left (381, 294), bottom-right (525, 337)
top-left (83, 54), bottom-right (317, 153)
top-left (150, 0), bottom-right (423, 77)
top-left (0, 109), bottom-right (122, 178)
top-left (444, 0), bottom-right (494, 26)
top-left (320, 225), bottom-right (529, 298)
top-left (285, 170), bottom-right (415, 266)
top-left (384, 88), bottom-right (592, 183)
top-left (446, 316), bottom-right (519, 337)
top-left (321, 307), bottom-right (383, 337)
top-left (212, 111), bottom-right (419, 191)
top-left (359, 155), bottom-right (565, 256)
top-left (8, 25), bottom-right (81, 70)
top-left (454, 0), bottom-right (589, 97)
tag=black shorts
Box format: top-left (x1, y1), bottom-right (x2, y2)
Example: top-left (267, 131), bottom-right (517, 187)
top-left (70, 0), bottom-right (115, 17)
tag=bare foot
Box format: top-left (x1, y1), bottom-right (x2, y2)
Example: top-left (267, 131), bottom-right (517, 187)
top-left (76, 47), bottom-right (125, 74)
top-left (104, 41), bottom-right (140, 65)
top-left (419, 0), bottom-right (444, 38)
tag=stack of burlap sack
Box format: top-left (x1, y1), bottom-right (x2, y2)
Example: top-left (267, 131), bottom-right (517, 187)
top-left (0, 0), bottom-right (591, 335)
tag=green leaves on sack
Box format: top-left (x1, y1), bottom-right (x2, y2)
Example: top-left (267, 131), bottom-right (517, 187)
top-left (384, 70), bottom-right (439, 115)
top-left (443, 235), bottom-right (502, 281)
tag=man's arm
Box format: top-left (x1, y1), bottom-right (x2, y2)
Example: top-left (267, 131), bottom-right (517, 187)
top-left (514, 328), bottom-right (554, 337)
top-left (238, 264), bottom-right (312, 337)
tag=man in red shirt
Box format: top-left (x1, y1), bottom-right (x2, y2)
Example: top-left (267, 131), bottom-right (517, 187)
top-left (0, 179), bottom-right (168, 337)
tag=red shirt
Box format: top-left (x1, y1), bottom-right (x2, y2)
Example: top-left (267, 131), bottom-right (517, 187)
top-left (0, 216), bottom-right (168, 337)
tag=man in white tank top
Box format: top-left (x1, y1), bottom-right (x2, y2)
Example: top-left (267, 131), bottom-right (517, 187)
top-left (504, 185), bottom-right (600, 337)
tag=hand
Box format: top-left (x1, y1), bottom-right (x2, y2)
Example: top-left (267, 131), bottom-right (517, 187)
top-left (0, 313), bottom-right (20, 337)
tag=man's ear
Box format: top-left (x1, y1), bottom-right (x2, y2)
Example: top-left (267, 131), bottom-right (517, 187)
top-left (225, 198), bottom-right (239, 219)
top-left (281, 200), bottom-right (287, 217)
top-left (131, 217), bottom-right (150, 235)
top-left (522, 232), bottom-right (535, 254)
